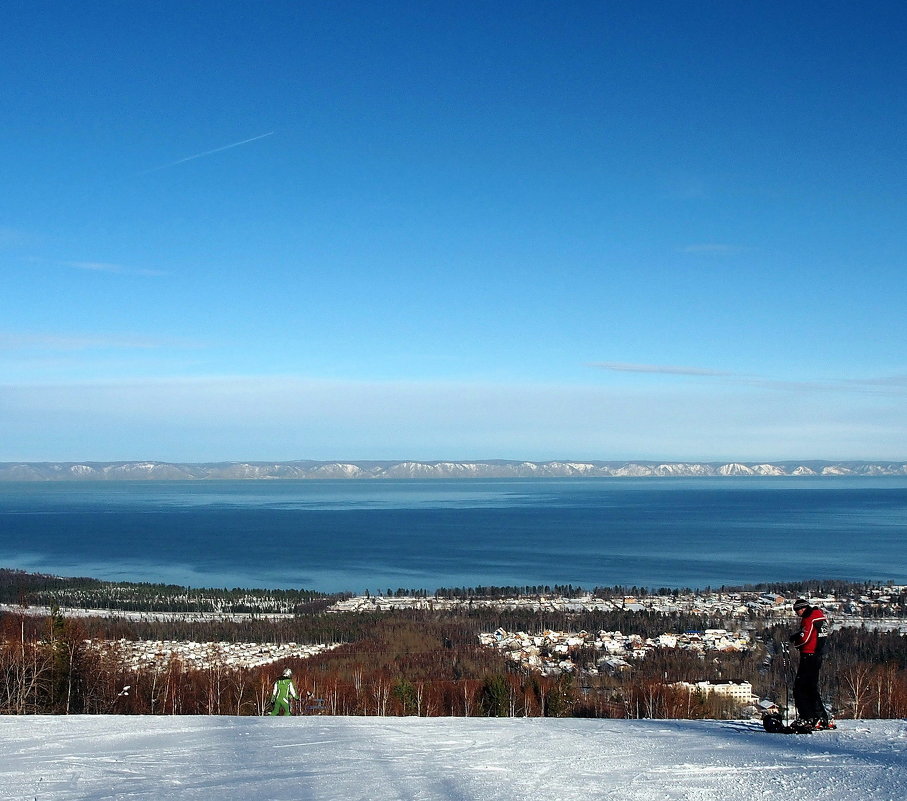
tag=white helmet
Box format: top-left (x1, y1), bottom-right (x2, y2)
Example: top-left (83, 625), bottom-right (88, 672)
top-left (283, 668), bottom-right (292, 678)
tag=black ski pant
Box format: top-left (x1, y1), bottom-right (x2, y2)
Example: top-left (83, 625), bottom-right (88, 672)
top-left (793, 653), bottom-right (825, 720)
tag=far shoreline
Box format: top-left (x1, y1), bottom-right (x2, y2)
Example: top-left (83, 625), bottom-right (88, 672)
top-left (2, 458), bottom-right (907, 482)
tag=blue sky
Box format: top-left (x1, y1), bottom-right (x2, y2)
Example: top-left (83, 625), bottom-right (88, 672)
top-left (2, 1), bottom-right (905, 462)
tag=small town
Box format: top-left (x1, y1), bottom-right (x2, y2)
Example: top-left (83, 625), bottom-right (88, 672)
top-left (478, 626), bottom-right (752, 677)
top-left (327, 584), bottom-right (906, 624)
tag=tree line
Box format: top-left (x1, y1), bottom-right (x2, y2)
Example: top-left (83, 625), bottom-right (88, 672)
top-left (3, 605), bottom-right (906, 718)
top-left (0, 568), bottom-right (333, 613)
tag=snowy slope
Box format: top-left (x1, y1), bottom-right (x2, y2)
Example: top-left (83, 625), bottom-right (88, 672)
top-left (2, 716), bottom-right (905, 801)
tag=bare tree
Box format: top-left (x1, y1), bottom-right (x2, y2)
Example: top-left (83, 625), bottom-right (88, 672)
top-left (841, 663), bottom-right (873, 719)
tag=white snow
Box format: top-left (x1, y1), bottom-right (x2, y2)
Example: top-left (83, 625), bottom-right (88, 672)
top-left (1, 716), bottom-right (904, 800)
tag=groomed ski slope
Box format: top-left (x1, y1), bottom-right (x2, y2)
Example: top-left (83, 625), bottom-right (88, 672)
top-left (2, 716), bottom-right (905, 801)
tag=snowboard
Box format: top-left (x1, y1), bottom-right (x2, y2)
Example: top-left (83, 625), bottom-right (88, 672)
top-left (762, 712), bottom-right (837, 734)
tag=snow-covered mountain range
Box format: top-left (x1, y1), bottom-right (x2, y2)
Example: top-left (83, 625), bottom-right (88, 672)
top-left (1, 459), bottom-right (906, 481)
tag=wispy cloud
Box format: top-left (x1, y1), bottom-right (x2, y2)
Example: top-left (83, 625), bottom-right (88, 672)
top-left (746, 374), bottom-right (907, 396)
top-left (843, 374), bottom-right (907, 389)
top-left (140, 131), bottom-right (275, 174)
top-left (678, 243), bottom-right (744, 256)
top-left (2, 375), bottom-right (904, 462)
top-left (589, 362), bottom-right (733, 377)
top-left (589, 361), bottom-right (907, 397)
top-left (660, 169), bottom-right (709, 200)
top-left (0, 226), bottom-right (28, 248)
top-left (27, 257), bottom-right (167, 277)
top-left (61, 260), bottom-right (167, 277)
top-left (0, 332), bottom-right (199, 352)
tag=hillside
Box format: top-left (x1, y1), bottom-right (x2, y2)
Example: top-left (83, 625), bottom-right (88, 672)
top-left (1, 716), bottom-right (904, 800)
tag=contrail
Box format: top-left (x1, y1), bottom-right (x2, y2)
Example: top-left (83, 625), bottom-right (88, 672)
top-left (140, 131), bottom-right (274, 174)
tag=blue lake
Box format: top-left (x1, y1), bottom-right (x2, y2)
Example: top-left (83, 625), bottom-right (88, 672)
top-left (1, 478), bottom-right (905, 592)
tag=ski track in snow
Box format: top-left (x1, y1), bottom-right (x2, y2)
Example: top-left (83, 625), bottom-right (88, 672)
top-left (1, 717), bottom-right (905, 801)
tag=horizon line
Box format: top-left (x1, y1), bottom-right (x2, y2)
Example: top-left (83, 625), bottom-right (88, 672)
top-left (1, 458), bottom-right (904, 466)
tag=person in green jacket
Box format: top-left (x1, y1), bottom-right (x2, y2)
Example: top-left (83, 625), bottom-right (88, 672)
top-left (268, 668), bottom-right (299, 715)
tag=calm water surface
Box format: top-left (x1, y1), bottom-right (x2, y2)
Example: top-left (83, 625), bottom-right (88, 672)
top-left (0, 478), bottom-right (905, 592)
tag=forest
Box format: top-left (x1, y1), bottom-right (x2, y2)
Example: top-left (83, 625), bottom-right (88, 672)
top-left (2, 594), bottom-right (906, 719)
top-left (0, 568), bottom-right (331, 614)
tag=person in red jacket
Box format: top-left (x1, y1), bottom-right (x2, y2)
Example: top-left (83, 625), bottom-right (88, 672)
top-left (789, 598), bottom-right (833, 729)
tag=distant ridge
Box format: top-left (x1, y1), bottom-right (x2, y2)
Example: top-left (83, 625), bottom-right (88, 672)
top-left (1, 459), bottom-right (905, 481)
